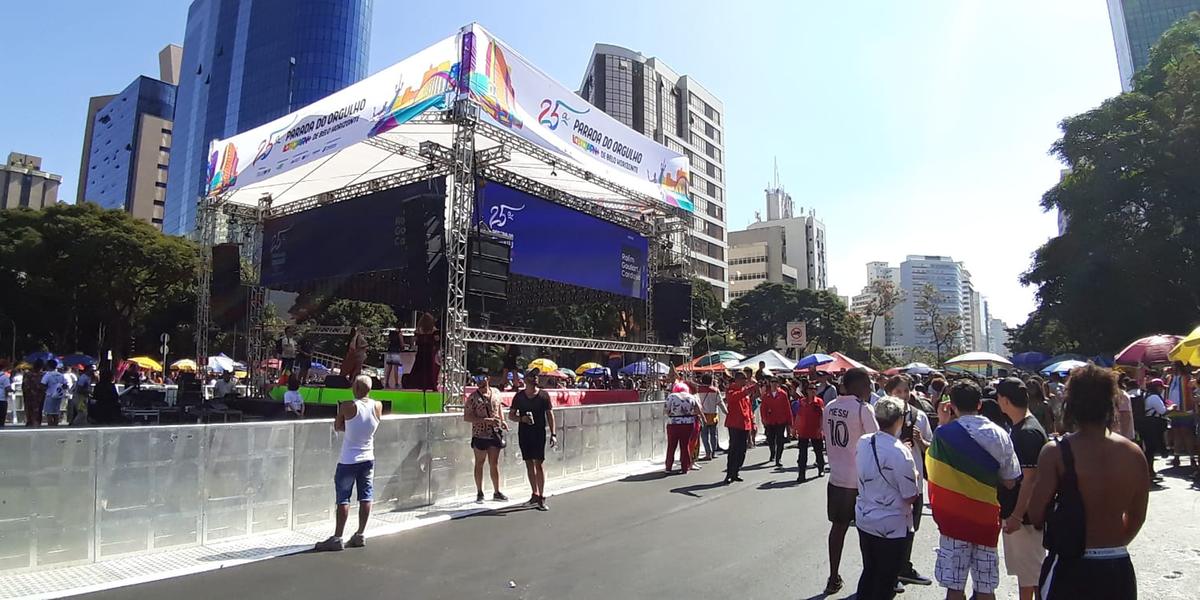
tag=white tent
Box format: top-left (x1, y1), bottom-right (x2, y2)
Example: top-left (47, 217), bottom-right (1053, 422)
top-left (944, 352), bottom-right (1014, 368)
top-left (732, 350), bottom-right (796, 374)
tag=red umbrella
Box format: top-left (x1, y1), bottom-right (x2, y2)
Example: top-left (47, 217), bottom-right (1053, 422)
top-left (1115, 334), bottom-right (1184, 366)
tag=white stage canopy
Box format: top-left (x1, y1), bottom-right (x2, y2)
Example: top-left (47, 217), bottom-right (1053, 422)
top-left (204, 24), bottom-right (693, 215)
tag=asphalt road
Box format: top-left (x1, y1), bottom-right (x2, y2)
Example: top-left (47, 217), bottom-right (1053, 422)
top-left (81, 443), bottom-right (950, 600)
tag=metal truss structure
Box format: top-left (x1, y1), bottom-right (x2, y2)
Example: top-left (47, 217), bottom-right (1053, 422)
top-left (195, 102), bottom-right (693, 403)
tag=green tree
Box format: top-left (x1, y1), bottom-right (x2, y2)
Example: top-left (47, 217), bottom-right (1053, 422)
top-left (0, 204), bottom-right (198, 359)
top-left (304, 299), bottom-right (398, 359)
top-left (1021, 14), bottom-right (1200, 353)
top-left (728, 283), bottom-right (800, 352)
top-left (863, 278), bottom-right (903, 348)
top-left (914, 283), bottom-right (962, 365)
top-left (690, 278), bottom-right (738, 355)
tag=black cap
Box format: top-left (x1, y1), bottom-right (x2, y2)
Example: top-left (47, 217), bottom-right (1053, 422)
top-left (981, 386), bottom-right (998, 400)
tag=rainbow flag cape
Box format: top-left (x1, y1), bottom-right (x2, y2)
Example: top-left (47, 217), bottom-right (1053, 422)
top-left (925, 421), bottom-right (1002, 547)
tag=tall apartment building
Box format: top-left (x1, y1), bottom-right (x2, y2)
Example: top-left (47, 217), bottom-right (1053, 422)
top-left (988, 317), bottom-right (1010, 356)
top-left (1107, 0), bottom-right (1200, 91)
top-left (728, 227), bottom-right (799, 299)
top-left (579, 44), bottom-right (729, 302)
top-left (0, 153), bottom-right (61, 210)
top-left (851, 261), bottom-right (900, 349)
top-left (164, 0), bottom-right (372, 235)
top-left (78, 45), bottom-right (181, 228)
top-left (745, 211), bottom-right (826, 291)
top-left (895, 255), bottom-right (970, 352)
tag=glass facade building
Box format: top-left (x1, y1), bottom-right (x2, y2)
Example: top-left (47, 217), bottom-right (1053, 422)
top-left (82, 77), bottom-right (177, 218)
top-left (1107, 0), bottom-right (1200, 91)
top-left (164, 0), bottom-right (372, 235)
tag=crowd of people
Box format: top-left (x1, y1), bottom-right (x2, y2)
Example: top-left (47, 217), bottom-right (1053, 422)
top-left (651, 362), bottom-right (1182, 600)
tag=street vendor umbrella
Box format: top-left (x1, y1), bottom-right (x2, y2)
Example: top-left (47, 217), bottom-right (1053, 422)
top-left (583, 367), bottom-right (611, 377)
top-left (60, 353), bottom-right (96, 368)
top-left (944, 352), bottom-right (1014, 369)
top-left (207, 354), bottom-right (236, 373)
top-left (127, 356), bottom-right (163, 371)
top-left (1168, 325), bottom-right (1200, 367)
top-left (527, 358), bottom-right (558, 374)
top-left (1115, 334), bottom-right (1184, 366)
top-left (24, 351), bottom-right (54, 363)
top-left (694, 351), bottom-right (746, 367)
top-left (170, 359), bottom-right (198, 372)
top-left (556, 368), bottom-right (577, 380)
top-left (795, 353), bottom-right (835, 370)
top-left (619, 359), bottom-right (670, 376)
top-left (576, 362), bottom-right (603, 374)
top-left (901, 362), bottom-right (934, 375)
top-left (1010, 351), bottom-right (1049, 370)
top-left (1041, 359), bottom-right (1088, 376)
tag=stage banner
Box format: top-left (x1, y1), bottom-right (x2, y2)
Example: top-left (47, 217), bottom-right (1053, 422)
top-left (205, 34), bottom-right (460, 197)
top-left (461, 24), bottom-right (693, 213)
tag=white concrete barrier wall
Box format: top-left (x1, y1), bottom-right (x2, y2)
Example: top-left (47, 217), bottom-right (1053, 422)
top-left (0, 402), bottom-right (666, 574)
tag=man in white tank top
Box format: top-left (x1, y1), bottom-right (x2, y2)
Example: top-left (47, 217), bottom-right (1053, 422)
top-left (316, 375), bottom-right (383, 551)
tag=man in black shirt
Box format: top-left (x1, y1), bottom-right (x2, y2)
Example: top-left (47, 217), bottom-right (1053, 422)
top-left (996, 377), bottom-right (1048, 600)
top-left (509, 369), bottom-right (557, 511)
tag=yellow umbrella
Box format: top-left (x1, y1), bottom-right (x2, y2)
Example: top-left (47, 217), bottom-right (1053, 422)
top-left (527, 358), bottom-right (558, 374)
top-left (127, 356), bottom-right (163, 371)
top-left (576, 362), bottom-right (603, 375)
top-left (1168, 325), bottom-right (1200, 366)
top-left (170, 359), bottom-right (198, 372)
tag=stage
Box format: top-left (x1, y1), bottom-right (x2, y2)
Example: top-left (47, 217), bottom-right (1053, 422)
top-left (268, 386), bottom-right (637, 413)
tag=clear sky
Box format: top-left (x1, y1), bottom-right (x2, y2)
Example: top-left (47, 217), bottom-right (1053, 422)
top-left (0, 0), bottom-right (1121, 325)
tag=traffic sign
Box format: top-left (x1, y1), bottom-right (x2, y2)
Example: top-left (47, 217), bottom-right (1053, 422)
top-left (786, 321), bottom-right (807, 348)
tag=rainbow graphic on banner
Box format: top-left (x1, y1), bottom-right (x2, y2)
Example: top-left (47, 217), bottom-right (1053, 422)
top-left (925, 420), bottom-right (1004, 547)
top-left (650, 162), bottom-right (694, 212)
top-left (369, 60), bottom-right (458, 136)
top-left (206, 143), bottom-right (239, 195)
top-left (467, 34), bottom-right (522, 129)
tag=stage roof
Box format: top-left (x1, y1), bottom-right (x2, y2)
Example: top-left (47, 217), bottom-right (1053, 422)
top-left (205, 24), bottom-right (693, 217)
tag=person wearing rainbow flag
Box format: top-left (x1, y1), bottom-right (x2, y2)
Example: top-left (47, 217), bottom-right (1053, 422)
top-left (926, 381), bottom-right (1020, 600)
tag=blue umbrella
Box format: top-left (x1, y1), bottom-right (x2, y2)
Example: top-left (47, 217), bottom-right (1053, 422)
top-left (583, 367), bottom-right (611, 377)
top-left (1041, 359), bottom-right (1088, 376)
top-left (61, 353), bottom-right (96, 367)
top-left (1010, 352), bottom-right (1049, 370)
top-left (795, 353), bottom-right (835, 370)
top-left (24, 351), bottom-right (54, 363)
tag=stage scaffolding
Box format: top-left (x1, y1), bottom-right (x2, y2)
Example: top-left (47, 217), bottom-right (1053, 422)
top-left (195, 100), bottom-right (692, 406)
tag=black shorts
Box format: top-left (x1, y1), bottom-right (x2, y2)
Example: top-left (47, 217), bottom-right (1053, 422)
top-left (518, 429), bottom-right (547, 461)
top-left (281, 357), bottom-right (295, 372)
top-left (471, 436), bottom-right (502, 451)
top-left (1040, 551), bottom-right (1136, 600)
top-left (827, 484), bottom-right (858, 524)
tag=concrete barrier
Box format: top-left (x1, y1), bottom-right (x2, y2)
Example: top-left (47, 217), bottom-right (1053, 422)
top-left (0, 401), bottom-right (666, 574)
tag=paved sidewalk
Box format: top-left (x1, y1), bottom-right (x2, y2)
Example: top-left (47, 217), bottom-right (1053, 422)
top-left (0, 458), bottom-right (663, 600)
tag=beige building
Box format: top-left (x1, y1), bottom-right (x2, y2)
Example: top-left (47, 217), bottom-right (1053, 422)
top-left (78, 45), bottom-right (180, 228)
top-left (728, 226), bottom-right (799, 300)
top-left (1, 153), bottom-right (61, 210)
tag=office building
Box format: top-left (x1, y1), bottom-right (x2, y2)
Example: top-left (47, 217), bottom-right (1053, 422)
top-left (988, 317), bottom-right (1010, 356)
top-left (1107, 0), bottom-right (1200, 91)
top-left (164, 0), bottom-right (372, 235)
top-left (579, 44), bottom-right (728, 302)
top-left (1, 153), bottom-right (61, 210)
top-left (745, 211), bottom-right (827, 291)
top-left (78, 46), bottom-right (181, 228)
top-left (728, 227), bottom-right (798, 299)
top-left (727, 171), bottom-right (828, 299)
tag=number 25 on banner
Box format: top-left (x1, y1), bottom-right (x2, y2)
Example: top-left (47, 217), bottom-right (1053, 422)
top-left (786, 321), bottom-right (807, 348)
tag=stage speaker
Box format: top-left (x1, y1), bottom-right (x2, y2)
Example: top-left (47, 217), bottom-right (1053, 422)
top-left (652, 279), bottom-right (692, 346)
top-left (211, 243), bottom-right (248, 328)
top-left (323, 375), bottom-right (351, 389)
top-left (467, 229), bottom-right (512, 301)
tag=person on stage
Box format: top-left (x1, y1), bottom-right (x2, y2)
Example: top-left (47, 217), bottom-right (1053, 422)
top-left (341, 325), bottom-right (369, 382)
top-left (410, 312), bottom-right (441, 391)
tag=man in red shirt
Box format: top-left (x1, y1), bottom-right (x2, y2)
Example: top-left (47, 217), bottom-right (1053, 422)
top-left (724, 371), bottom-right (756, 483)
top-left (794, 380), bottom-right (826, 482)
top-left (760, 377), bottom-right (793, 468)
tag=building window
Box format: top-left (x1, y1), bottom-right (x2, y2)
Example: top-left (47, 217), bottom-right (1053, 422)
top-left (706, 201), bottom-right (723, 221)
top-left (704, 221), bottom-right (724, 240)
top-left (155, 181), bottom-right (167, 188)
top-left (732, 272), bottom-right (764, 282)
top-left (706, 264), bottom-right (726, 281)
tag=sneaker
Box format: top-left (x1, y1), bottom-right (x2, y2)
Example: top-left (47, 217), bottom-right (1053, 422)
top-left (493, 491), bottom-right (509, 502)
top-left (314, 536), bottom-right (343, 552)
top-left (894, 580), bottom-right (905, 594)
top-left (476, 491), bottom-right (485, 503)
top-left (732, 476), bottom-right (744, 482)
top-left (528, 495), bottom-right (539, 505)
top-left (823, 575), bottom-right (843, 594)
top-left (536, 498), bottom-right (549, 511)
top-left (898, 569), bottom-right (932, 586)
top-left (346, 533), bottom-right (365, 548)
top-left (774, 461), bottom-right (783, 468)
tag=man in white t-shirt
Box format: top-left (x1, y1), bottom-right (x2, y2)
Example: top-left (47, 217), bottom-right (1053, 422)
top-left (40, 359), bottom-right (69, 427)
top-left (820, 367), bottom-right (878, 595)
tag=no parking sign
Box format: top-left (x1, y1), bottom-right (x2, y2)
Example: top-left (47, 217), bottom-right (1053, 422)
top-left (786, 322), bottom-right (807, 348)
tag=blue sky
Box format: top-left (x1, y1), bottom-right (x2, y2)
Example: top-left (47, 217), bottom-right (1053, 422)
top-left (0, 0), bottom-right (1121, 325)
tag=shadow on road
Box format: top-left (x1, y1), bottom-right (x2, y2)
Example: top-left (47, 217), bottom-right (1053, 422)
top-left (669, 480), bottom-right (729, 498)
top-left (757, 479), bottom-right (800, 490)
top-left (621, 471), bottom-right (671, 483)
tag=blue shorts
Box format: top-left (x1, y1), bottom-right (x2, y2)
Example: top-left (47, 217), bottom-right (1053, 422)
top-left (334, 460), bottom-right (374, 505)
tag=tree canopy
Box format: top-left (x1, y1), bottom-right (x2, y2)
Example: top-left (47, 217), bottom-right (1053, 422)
top-left (728, 282), bottom-right (861, 355)
top-left (0, 203), bottom-right (198, 359)
top-left (1019, 14), bottom-right (1200, 354)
